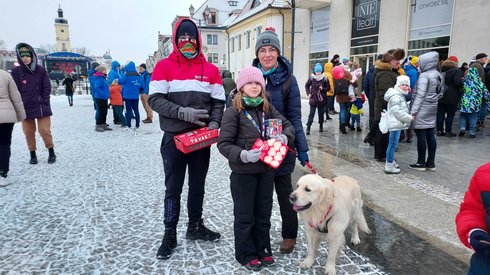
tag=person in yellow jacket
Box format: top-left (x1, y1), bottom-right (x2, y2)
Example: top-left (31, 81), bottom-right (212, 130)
top-left (324, 62), bottom-right (336, 117)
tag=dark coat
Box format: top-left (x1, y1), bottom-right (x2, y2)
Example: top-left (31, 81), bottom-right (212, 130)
top-left (374, 60), bottom-right (400, 120)
top-left (221, 70), bottom-right (236, 98)
top-left (484, 63), bottom-right (490, 92)
top-left (62, 76), bottom-right (76, 95)
top-left (252, 55), bottom-right (309, 176)
top-left (10, 43), bottom-right (52, 119)
top-left (363, 65), bottom-right (375, 101)
top-left (439, 60), bottom-right (463, 105)
top-left (218, 103), bottom-right (295, 174)
top-left (305, 74), bottom-right (328, 107)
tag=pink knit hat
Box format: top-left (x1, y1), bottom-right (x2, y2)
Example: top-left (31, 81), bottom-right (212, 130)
top-left (236, 66), bottom-right (265, 92)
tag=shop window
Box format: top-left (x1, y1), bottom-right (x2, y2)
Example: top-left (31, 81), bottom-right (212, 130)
top-left (408, 36), bottom-right (450, 50)
top-left (213, 53), bottom-right (219, 64)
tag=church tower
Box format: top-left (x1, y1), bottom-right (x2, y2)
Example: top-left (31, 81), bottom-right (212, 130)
top-left (54, 5), bottom-right (72, 52)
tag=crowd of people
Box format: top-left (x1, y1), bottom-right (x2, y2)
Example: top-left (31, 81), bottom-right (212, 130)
top-left (0, 19), bottom-right (488, 273)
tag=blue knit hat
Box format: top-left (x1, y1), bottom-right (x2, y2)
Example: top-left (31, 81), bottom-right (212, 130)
top-left (314, 63), bottom-right (322, 73)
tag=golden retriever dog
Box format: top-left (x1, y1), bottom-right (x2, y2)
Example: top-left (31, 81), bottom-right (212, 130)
top-left (289, 174), bottom-right (370, 275)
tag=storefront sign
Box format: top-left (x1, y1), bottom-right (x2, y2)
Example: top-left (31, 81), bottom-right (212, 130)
top-left (409, 0), bottom-right (454, 40)
top-left (351, 36), bottom-right (378, 47)
top-left (351, 0), bottom-right (380, 38)
top-left (310, 6), bottom-right (330, 53)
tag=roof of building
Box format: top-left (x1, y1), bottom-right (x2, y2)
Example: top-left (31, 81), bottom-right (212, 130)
top-left (228, 0), bottom-right (289, 28)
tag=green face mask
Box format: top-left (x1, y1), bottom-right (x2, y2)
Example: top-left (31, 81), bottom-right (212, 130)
top-left (242, 96), bottom-right (263, 107)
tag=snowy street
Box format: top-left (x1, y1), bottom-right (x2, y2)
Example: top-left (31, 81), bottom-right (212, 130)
top-left (1, 95), bottom-right (384, 274)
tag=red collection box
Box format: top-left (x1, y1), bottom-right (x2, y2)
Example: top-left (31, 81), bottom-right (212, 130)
top-left (252, 138), bottom-right (288, 169)
top-left (174, 127), bottom-right (219, 154)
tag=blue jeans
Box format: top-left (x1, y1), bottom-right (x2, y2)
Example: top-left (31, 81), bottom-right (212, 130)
top-left (386, 130), bottom-right (401, 163)
top-left (124, 99), bottom-right (140, 128)
top-left (478, 101), bottom-right (488, 122)
top-left (339, 102), bottom-right (349, 125)
top-left (460, 112), bottom-right (478, 135)
top-left (351, 114), bottom-right (360, 128)
top-left (414, 128), bottom-right (437, 167)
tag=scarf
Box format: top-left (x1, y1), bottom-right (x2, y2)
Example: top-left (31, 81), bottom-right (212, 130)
top-left (243, 96), bottom-right (263, 107)
top-left (258, 62), bottom-right (279, 76)
top-left (178, 40), bottom-right (198, 59)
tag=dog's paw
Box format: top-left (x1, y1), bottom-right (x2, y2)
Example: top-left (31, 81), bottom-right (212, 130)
top-left (351, 235), bottom-right (361, 245)
top-left (300, 258), bottom-right (314, 269)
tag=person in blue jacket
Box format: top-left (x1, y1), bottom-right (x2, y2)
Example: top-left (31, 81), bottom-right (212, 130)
top-left (138, 64), bottom-right (153, 123)
top-left (88, 61), bottom-right (99, 112)
top-left (92, 66), bottom-right (112, 132)
top-left (107, 61), bottom-right (122, 86)
top-left (119, 61), bottom-right (143, 129)
top-left (252, 27), bottom-right (309, 253)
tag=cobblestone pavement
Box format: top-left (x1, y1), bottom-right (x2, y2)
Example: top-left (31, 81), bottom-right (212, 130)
top-left (0, 95), bottom-right (385, 274)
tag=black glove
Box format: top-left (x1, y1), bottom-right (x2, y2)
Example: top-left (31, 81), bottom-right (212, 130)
top-left (208, 121), bottom-right (219, 130)
top-left (470, 229), bottom-right (490, 258)
top-left (178, 107), bottom-right (209, 126)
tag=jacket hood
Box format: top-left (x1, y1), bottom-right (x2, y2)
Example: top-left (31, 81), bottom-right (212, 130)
top-left (15, 42), bottom-right (37, 72)
top-left (403, 63), bottom-right (416, 72)
top-left (124, 61), bottom-right (137, 73)
top-left (324, 62), bottom-right (333, 73)
top-left (384, 87), bottom-right (407, 101)
top-left (441, 60), bottom-right (458, 72)
top-left (375, 60), bottom-right (393, 71)
top-left (222, 70), bottom-right (232, 78)
top-left (418, 51), bottom-right (439, 72)
top-left (171, 18), bottom-right (203, 60)
top-left (111, 61), bottom-right (121, 70)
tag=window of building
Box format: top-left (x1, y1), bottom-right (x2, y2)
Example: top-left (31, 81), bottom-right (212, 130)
top-left (308, 51), bottom-right (329, 75)
top-left (246, 31), bottom-right (251, 49)
top-left (207, 34), bottom-right (218, 45)
top-left (210, 12), bottom-right (217, 24)
top-left (228, 1), bottom-right (238, 6)
top-left (238, 34), bottom-right (242, 51)
top-left (207, 53), bottom-right (213, 62)
top-left (231, 37), bottom-right (235, 53)
top-left (213, 53), bottom-right (219, 63)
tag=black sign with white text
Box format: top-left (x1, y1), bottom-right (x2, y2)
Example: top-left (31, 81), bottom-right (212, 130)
top-left (351, 0), bottom-right (380, 38)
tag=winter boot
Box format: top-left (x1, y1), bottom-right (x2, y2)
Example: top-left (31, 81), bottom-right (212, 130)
top-left (186, 219), bottom-right (221, 241)
top-left (306, 126), bottom-right (311, 135)
top-left (102, 124), bottom-right (113, 131)
top-left (156, 228), bottom-right (177, 260)
top-left (29, 151), bottom-right (38, 165)
top-left (319, 123), bottom-right (324, 133)
top-left (356, 126), bottom-right (362, 132)
top-left (48, 148), bottom-right (56, 164)
top-left (95, 125), bottom-right (105, 132)
top-left (384, 162), bottom-right (401, 174)
top-left (339, 124), bottom-right (347, 134)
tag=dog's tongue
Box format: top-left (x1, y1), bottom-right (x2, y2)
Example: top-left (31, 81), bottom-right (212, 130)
top-left (292, 205), bottom-right (301, 212)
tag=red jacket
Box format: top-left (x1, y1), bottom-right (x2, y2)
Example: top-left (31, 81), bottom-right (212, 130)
top-left (109, 84), bottom-right (123, 106)
top-left (148, 18), bottom-right (225, 134)
top-left (455, 162), bottom-right (490, 248)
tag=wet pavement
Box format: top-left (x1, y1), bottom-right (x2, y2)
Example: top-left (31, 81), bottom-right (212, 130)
top-left (0, 95), bottom-right (480, 274)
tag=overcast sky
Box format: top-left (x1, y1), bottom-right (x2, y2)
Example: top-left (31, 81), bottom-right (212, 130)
top-left (0, 0), bottom-right (206, 64)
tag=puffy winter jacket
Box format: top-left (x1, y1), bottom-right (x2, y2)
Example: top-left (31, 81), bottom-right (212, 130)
top-left (384, 87), bottom-right (412, 131)
top-left (460, 68), bottom-right (490, 113)
top-left (10, 43), bottom-right (52, 119)
top-left (374, 60), bottom-right (400, 121)
top-left (148, 18), bottom-right (225, 134)
top-left (92, 72), bottom-right (110, 100)
top-left (323, 62), bottom-right (335, 96)
top-left (439, 60), bottom-right (464, 105)
top-left (410, 51), bottom-right (441, 129)
top-left (0, 69), bottom-right (26, 123)
top-left (119, 62), bottom-right (143, 100)
top-left (305, 74), bottom-right (328, 107)
top-left (218, 103), bottom-right (295, 174)
top-left (252, 55), bottom-right (309, 176)
top-left (107, 61), bottom-right (122, 85)
top-left (221, 70), bottom-right (236, 98)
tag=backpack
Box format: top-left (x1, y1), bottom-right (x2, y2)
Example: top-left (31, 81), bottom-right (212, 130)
top-left (227, 74), bottom-right (292, 109)
top-left (435, 72), bottom-right (446, 100)
top-left (334, 79), bottom-right (349, 96)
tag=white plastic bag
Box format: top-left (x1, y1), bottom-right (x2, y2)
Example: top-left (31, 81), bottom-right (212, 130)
top-left (379, 110), bottom-right (388, 134)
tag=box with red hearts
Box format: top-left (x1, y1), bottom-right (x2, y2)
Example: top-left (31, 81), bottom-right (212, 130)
top-left (174, 127), bottom-right (219, 154)
top-left (252, 138), bottom-right (288, 169)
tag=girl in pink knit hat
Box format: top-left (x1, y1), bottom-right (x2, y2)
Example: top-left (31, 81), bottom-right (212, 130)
top-left (217, 66), bottom-right (295, 271)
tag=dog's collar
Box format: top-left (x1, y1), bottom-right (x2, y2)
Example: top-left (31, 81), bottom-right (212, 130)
top-left (308, 200), bottom-right (334, 230)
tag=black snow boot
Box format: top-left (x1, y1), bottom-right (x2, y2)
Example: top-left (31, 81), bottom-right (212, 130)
top-left (157, 228), bottom-right (177, 260)
top-left (339, 124), bottom-right (347, 134)
top-left (306, 126), bottom-right (311, 135)
top-left (30, 151), bottom-right (38, 165)
top-left (48, 148), bottom-right (56, 164)
top-left (319, 123), bottom-right (324, 132)
top-left (186, 219), bottom-right (221, 241)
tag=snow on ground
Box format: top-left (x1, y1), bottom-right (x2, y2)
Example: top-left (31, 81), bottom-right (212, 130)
top-left (0, 94), bottom-right (384, 274)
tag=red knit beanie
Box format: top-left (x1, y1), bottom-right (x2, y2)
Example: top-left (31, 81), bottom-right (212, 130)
top-left (236, 66), bottom-right (265, 91)
top-left (447, 56), bottom-right (459, 63)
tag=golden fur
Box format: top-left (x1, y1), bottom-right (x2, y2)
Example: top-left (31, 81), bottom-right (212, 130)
top-left (290, 174), bottom-right (370, 275)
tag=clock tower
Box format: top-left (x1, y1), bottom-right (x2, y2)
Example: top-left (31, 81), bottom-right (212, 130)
top-left (54, 5), bottom-right (72, 52)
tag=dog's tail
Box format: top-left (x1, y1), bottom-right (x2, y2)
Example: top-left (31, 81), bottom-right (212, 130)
top-left (357, 200), bottom-right (371, 234)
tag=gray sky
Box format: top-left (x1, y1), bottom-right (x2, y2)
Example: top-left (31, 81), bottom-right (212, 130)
top-left (0, 0), bottom-right (206, 64)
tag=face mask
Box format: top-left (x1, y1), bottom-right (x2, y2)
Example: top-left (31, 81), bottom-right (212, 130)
top-left (242, 96), bottom-right (263, 107)
top-left (178, 40), bottom-right (198, 59)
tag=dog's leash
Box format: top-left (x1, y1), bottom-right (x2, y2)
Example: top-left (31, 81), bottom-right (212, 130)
top-left (287, 147), bottom-right (317, 174)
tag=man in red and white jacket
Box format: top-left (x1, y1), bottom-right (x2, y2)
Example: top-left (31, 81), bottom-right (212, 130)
top-left (455, 162), bottom-right (490, 274)
top-left (149, 18), bottom-right (225, 260)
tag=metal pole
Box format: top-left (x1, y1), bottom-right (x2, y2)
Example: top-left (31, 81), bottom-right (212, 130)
top-left (291, 0), bottom-right (296, 74)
